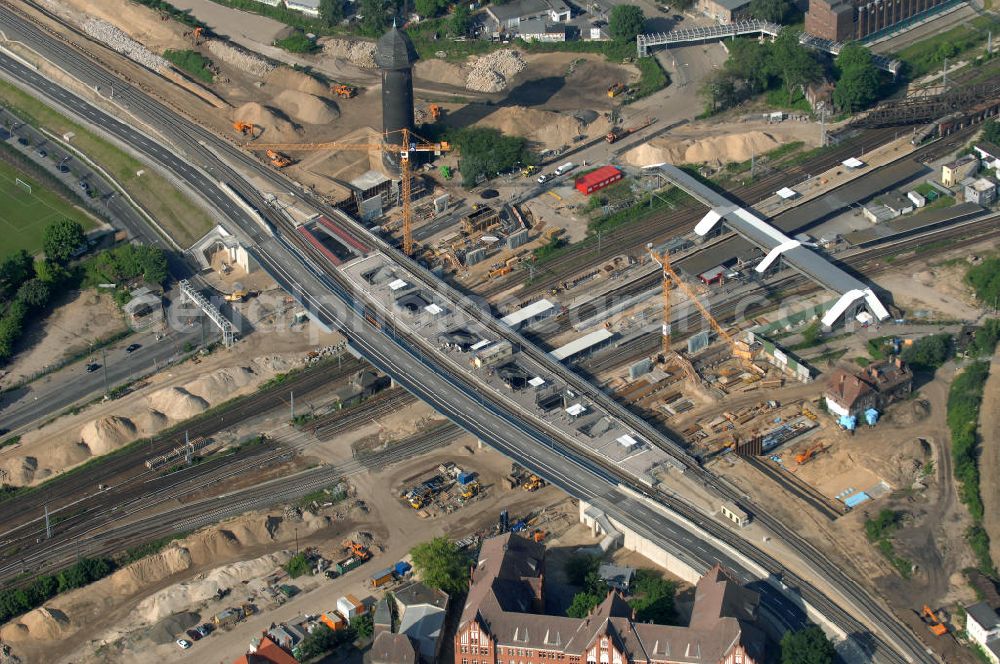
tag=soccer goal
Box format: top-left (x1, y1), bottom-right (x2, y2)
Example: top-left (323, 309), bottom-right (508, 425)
top-left (14, 178), bottom-right (32, 196)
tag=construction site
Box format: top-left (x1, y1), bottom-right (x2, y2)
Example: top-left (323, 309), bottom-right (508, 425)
top-left (1, 0), bottom-right (1000, 662)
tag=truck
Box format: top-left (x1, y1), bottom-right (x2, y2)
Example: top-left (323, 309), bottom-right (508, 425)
top-left (333, 556), bottom-right (366, 575)
top-left (554, 162), bottom-right (576, 176)
top-left (606, 117), bottom-right (656, 144)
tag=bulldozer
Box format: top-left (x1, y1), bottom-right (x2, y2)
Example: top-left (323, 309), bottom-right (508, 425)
top-left (333, 84), bottom-right (357, 99)
top-left (233, 121), bottom-right (257, 137)
top-left (266, 149), bottom-right (292, 168)
top-left (921, 605), bottom-right (948, 636)
top-left (343, 540), bottom-right (371, 561)
top-left (522, 475), bottom-right (543, 492)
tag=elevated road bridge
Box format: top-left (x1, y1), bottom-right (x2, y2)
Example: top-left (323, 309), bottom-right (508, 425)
top-left (637, 22), bottom-right (901, 75)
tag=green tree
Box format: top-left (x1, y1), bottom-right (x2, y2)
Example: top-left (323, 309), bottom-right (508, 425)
top-left (628, 570), bottom-right (676, 624)
top-left (564, 554), bottom-right (600, 586)
top-left (966, 257), bottom-right (1000, 308)
top-left (320, 0), bottom-right (345, 25)
top-left (359, 0), bottom-right (389, 36)
top-left (285, 552), bottom-right (311, 578)
top-left (832, 43), bottom-right (880, 112)
top-left (16, 278), bottom-right (50, 310)
top-left (0, 249), bottom-right (35, 301)
top-left (450, 126), bottom-right (532, 187)
top-left (42, 219), bottom-right (86, 265)
top-left (609, 4), bottom-right (645, 42)
top-left (567, 591), bottom-right (602, 618)
top-left (450, 3), bottom-right (472, 37)
top-left (901, 333), bottom-right (952, 371)
top-left (352, 613), bottom-right (374, 639)
top-left (772, 28), bottom-right (822, 101)
top-left (780, 625), bottom-right (836, 664)
top-left (983, 119), bottom-right (1000, 145)
top-left (297, 623), bottom-right (354, 658)
top-left (414, 0), bottom-right (444, 17)
top-left (748, 0), bottom-right (792, 22)
top-left (410, 537), bottom-right (470, 594)
top-left (725, 39), bottom-right (774, 93)
top-left (700, 71), bottom-right (741, 113)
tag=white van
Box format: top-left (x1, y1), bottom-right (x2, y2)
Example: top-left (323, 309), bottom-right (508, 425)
top-left (554, 162), bottom-right (576, 176)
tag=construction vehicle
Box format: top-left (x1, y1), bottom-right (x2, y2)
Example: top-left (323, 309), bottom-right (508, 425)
top-left (225, 288), bottom-right (248, 302)
top-left (522, 475), bottom-right (543, 492)
top-left (794, 443), bottom-right (825, 465)
top-left (648, 243), bottom-right (761, 374)
top-left (607, 82), bottom-right (626, 97)
top-left (251, 128), bottom-right (451, 255)
top-left (232, 121), bottom-right (257, 137)
top-left (921, 605), bottom-right (948, 636)
top-left (333, 84), bottom-right (357, 99)
top-left (265, 149), bottom-right (292, 168)
top-left (429, 104), bottom-right (441, 121)
top-left (343, 541), bottom-right (371, 561)
top-left (439, 165), bottom-right (452, 180)
top-left (521, 165), bottom-right (538, 177)
top-left (489, 266), bottom-right (512, 278)
top-left (606, 117), bottom-right (656, 144)
top-left (460, 481), bottom-right (480, 499)
top-left (532, 529), bottom-right (547, 542)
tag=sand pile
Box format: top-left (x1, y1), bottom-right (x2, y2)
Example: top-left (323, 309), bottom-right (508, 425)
top-left (233, 102), bottom-right (298, 136)
top-left (415, 59), bottom-right (467, 85)
top-left (1, 607), bottom-right (71, 643)
top-left (474, 106), bottom-right (585, 150)
top-left (147, 387), bottom-right (209, 421)
top-left (0, 456), bottom-right (37, 485)
top-left (136, 552), bottom-right (290, 625)
top-left (321, 38), bottom-right (376, 68)
top-left (82, 18), bottom-right (167, 71)
top-left (466, 50), bottom-right (525, 92)
top-left (136, 408), bottom-right (169, 434)
top-left (147, 611), bottom-right (200, 645)
top-left (185, 366), bottom-right (256, 403)
top-left (625, 131), bottom-right (786, 167)
top-left (80, 415), bottom-right (138, 456)
top-left (271, 90), bottom-right (339, 125)
top-left (109, 547), bottom-right (193, 598)
top-left (267, 68), bottom-right (329, 96)
top-left (207, 39), bottom-right (274, 77)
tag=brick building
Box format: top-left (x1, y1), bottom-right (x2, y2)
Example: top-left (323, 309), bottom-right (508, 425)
top-left (454, 533), bottom-right (766, 664)
top-left (805, 0), bottom-right (947, 42)
top-left (824, 358), bottom-right (913, 417)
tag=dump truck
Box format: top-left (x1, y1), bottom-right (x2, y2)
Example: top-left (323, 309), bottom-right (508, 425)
top-left (266, 149), bottom-right (292, 168)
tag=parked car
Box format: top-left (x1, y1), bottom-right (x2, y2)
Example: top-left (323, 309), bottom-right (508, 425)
top-left (125, 343), bottom-right (141, 353)
top-left (536, 173), bottom-right (550, 184)
top-left (85, 363), bottom-right (100, 373)
top-left (196, 623), bottom-right (213, 637)
top-left (185, 629), bottom-right (202, 641)
top-left (176, 639), bottom-right (192, 650)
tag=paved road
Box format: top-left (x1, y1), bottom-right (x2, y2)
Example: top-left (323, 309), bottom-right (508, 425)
top-left (0, 315), bottom-right (204, 434)
top-left (0, 7), bottom-right (936, 661)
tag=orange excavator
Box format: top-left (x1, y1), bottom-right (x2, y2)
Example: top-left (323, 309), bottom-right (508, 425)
top-left (921, 605), bottom-right (948, 636)
top-left (266, 149), bottom-right (292, 168)
top-left (343, 540), bottom-right (371, 561)
top-left (429, 104), bottom-right (441, 122)
top-left (333, 84), bottom-right (357, 99)
top-left (794, 443), bottom-right (826, 466)
top-left (233, 121), bottom-right (258, 138)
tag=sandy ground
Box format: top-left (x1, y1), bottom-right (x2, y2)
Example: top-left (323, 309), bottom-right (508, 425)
top-left (48, 436), bottom-right (571, 664)
top-left (44, 0), bottom-right (190, 54)
top-left (874, 263), bottom-right (985, 322)
top-left (1, 290), bottom-right (126, 387)
top-left (0, 320), bottom-right (344, 487)
top-left (164, 0), bottom-right (289, 43)
top-left (978, 349), bottom-right (1000, 569)
top-left (625, 119), bottom-right (822, 168)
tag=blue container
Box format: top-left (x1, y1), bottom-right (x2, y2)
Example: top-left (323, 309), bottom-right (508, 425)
top-left (395, 561), bottom-right (412, 577)
top-left (457, 472), bottom-right (475, 485)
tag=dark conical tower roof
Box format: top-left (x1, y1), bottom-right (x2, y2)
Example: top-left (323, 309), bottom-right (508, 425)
top-left (375, 24), bottom-right (418, 70)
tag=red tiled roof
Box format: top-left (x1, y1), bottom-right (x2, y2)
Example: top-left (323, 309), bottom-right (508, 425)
top-left (232, 636), bottom-right (299, 664)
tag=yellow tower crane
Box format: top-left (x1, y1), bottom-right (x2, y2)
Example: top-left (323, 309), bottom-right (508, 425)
top-left (647, 243), bottom-right (757, 368)
top-left (250, 128), bottom-right (450, 256)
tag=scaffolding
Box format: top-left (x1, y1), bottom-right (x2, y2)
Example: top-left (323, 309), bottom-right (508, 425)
top-left (179, 279), bottom-right (235, 347)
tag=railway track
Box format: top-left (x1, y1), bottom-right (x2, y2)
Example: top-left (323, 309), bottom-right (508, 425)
top-left (742, 455), bottom-right (846, 521)
top-left (577, 214), bottom-right (1000, 373)
top-left (307, 388), bottom-right (417, 440)
top-left (481, 126), bottom-right (906, 299)
top-left (0, 356), bottom-right (366, 544)
top-left (0, 8), bottom-right (942, 659)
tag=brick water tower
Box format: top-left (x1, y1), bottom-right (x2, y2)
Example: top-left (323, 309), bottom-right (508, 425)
top-left (375, 23), bottom-right (417, 173)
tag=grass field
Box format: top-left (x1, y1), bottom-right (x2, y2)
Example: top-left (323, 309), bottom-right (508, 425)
top-left (0, 77), bottom-right (213, 248)
top-left (0, 159), bottom-right (96, 257)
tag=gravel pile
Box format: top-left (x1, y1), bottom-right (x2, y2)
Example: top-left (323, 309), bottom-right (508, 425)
top-left (83, 18), bottom-right (168, 71)
top-left (206, 39), bottom-right (274, 77)
top-left (322, 39), bottom-right (377, 68)
top-left (466, 49), bottom-right (525, 92)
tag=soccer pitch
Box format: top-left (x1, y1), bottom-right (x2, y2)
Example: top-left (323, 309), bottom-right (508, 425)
top-left (0, 159), bottom-right (96, 258)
